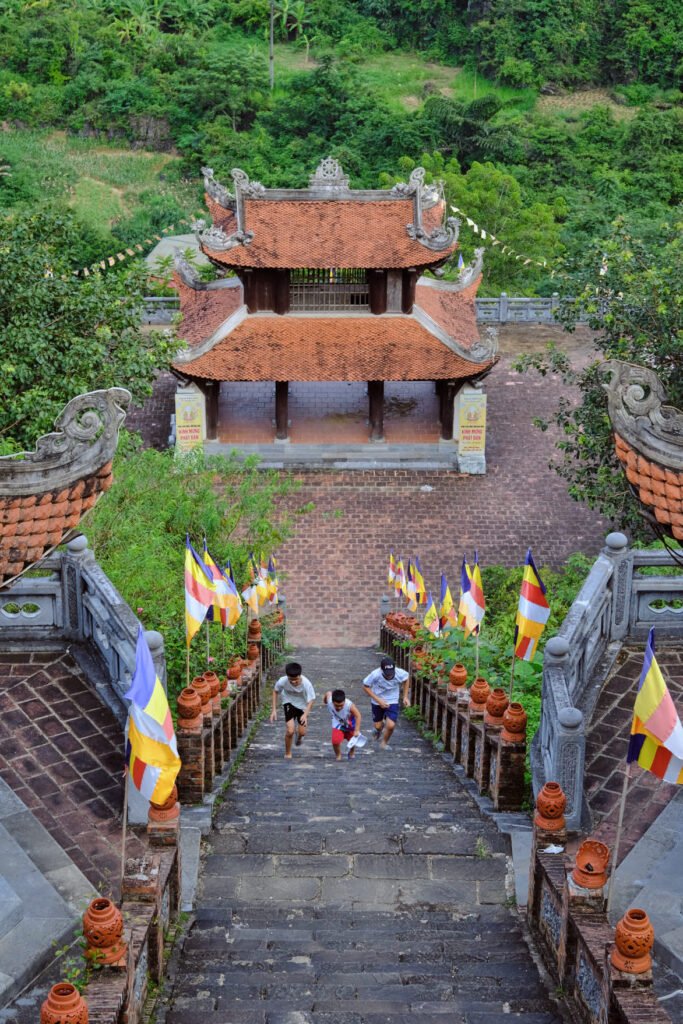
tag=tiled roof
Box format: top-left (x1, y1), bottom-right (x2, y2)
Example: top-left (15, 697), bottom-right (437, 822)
top-left (0, 465), bottom-right (114, 582)
top-left (172, 314), bottom-right (495, 383)
top-left (174, 275), bottom-right (243, 347)
top-left (615, 434), bottom-right (683, 541)
top-left (202, 195), bottom-right (455, 270)
top-left (415, 278), bottom-right (481, 350)
top-left (0, 389), bottom-right (129, 584)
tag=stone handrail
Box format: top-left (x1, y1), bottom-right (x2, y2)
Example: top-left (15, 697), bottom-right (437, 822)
top-left (0, 536), bottom-right (166, 721)
top-left (534, 533), bottom-right (683, 829)
top-left (141, 292), bottom-right (590, 325)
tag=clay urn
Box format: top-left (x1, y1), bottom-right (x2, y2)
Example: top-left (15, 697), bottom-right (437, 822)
top-left (82, 897), bottom-right (127, 965)
top-left (484, 687), bottom-right (509, 726)
top-left (248, 619), bottom-right (262, 641)
top-left (501, 701), bottom-right (527, 742)
top-left (534, 782), bottom-right (567, 831)
top-left (148, 785), bottom-right (180, 824)
top-left (448, 663), bottom-right (468, 694)
top-left (469, 676), bottom-right (490, 711)
top-left (571, 839), bottom-right (610, 890)
top-left (227, 659), bottom-right (242, 681)
top-left (203, 670), bottom-right (221, 711)
top-left (218, 673), bottom-right (228, 698)
top-left (191, 676), bottom-right (212, 719)
top-left (176, 686), bottom-right (202, 730)
top-left (40, 983), bottom-right (88, 1024)
top-left (247, 642), bottom-right (259, 663)
top-left (611, 908), bottom-right (655, 974)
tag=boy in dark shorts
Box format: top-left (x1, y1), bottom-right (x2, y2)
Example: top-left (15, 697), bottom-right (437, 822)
top-left (362, 656), bottom-right (410, 749)
top-left (323, 688), bottom-right (362, 760)
top-left (270, 661), bottom-right (316, 759)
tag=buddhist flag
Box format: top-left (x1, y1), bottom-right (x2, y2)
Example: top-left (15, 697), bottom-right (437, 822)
top-left (439, 573), bottom-right (456, 629)
top-left (514, 549), bottom-right (550, 661)
top-left (204, 541), bottom-right (242, 628)
top-left (627, 627), bottom-right (683, 784)
top-left (125, 625), bottom-right (181, 805)
top-left (414, 557), bottom-right (427, 605)
top-left (405, 560), bottom-right (418, 612)
top-left (267, 555), bottom-right (279, 604)
top-left (241, 581), bottom-right (260, 616)
top-left (457, 555), bottom-right (471, 629)
top-left (461, 552), bottom-right (486, 637)
top-left (423, 592), bottom-right (440, 636)
top-left (388, 552), bottom-right (397, 587)
top-left (185, 536), bottom-right (215, 646)
top-left (395, 557), bottom-right (405, 598)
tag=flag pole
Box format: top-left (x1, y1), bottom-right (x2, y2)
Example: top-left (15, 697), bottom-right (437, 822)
top-left (205, 620), bottom-right (211, 666)
top-left (185, 646), bottom-right (190, 688)
top-left (509, 625), bottom-right (518, 699)
top-left (120, 768), bottom-right (129, 894)
top-left (607, 761), bottom-right (632, 915)
top-left (475, 630), bottom-right (480, 678)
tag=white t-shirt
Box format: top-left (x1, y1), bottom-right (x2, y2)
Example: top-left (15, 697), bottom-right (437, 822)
top-left (327, 697), bottom-right (355, 730)
top-left (362, 667), bottom-right (409, 706)
top-left (274, 675), bottom-right (316, 711)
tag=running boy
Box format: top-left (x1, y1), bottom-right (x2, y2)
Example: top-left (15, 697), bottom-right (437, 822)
top-left (323, 688), bottom-right (362, 760)
top-left (362, 656), bottom-right (410, 749)
top-left (270, 662), bottom-right (316, 759)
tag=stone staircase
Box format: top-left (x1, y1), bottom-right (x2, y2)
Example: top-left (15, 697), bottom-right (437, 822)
top-left (163, 648), bottom-right (564, 1024)
top-left (203, 442), bottom-right (459, 471)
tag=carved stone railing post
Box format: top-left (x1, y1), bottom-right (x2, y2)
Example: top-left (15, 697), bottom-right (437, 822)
top-left (543, 636), bottom-right (585, 831)
top-left (61, 534), bottom-right (90, 639)
top-left (144, 630), bottom-right (167, 690)
top-left (603, 532), bottom-right (632, 641)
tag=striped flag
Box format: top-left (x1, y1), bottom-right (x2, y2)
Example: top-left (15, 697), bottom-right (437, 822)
top-left (423, 592), bottom-right (440, 636)
top-left (457, 555), bottom-right (471, 629)
top-left (267, 555), bottom-right (279, 604)
top-left (125, 625), bottom-right (181, 805)
top-left (406, 561), bottom-right (418, 612)
top-left (414, 557), bottom-right (427, 605)
top-left (395, 557), bottom-right (406, 598)
top-left (388, 552), bottom-right (397, 587)
top-left (627, 627), bottom-right (683, 784)
top-left (203, 540), bottom-right (241, 628)
top-left (439, 573), bottom-right (456, 629)
top-left (514, 549), bottom-right (550, 661)
top-left (185, 536), bottom-right (216, 646)
top-left (462, 552), bottom-right (486, 638)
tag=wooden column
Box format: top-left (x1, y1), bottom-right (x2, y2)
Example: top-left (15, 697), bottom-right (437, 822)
top-left (368, 270), bottom-right (387, 315)
top-left (368, 380), bottom-right (385, 442)
top-left (401, 269), bottom-right (417, 313)
top-left (274, 270), bottom-right (290, 315)
top-left (203, 381), bottom-right (220, 441)
top-left (275, 381), bottom-right (289, 440)
top-left (439, 382), bottom-right (455, 441)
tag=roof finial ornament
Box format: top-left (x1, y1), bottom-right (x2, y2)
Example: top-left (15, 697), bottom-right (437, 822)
top-left (201, 167), bottom-right (234, 209)
top-left (309, 157), bottom-right (350, 194)
top-left (173, 248), bottom-right (206, 291)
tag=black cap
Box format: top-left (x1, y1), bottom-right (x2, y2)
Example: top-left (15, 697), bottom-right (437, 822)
top-left (380, 657), bottom-right (396, 679)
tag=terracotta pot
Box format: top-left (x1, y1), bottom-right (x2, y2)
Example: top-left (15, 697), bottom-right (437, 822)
top-left (40, 983), bottom-right (88, 1024)
top-left (149, 785), bottom-right (180, 823)
top-left (484, 687), bottom-right (509, 725)
top-left (82, 897), bottom-right (127, 965)
top-left (176, 686), bottom-right (202, 730)
top-left (612, 908), bottom-right (655, 974)
top-left (227, 662), bottom-right (242, 681)
top-left (247, 642), bottom-right (259, 663)
top-left (248, 619), bottom-right (262, 641)
top-left (448, 663), bottom-right (468, 693)
top-left (203, 671), bottom-right (221, 710)
top-left (571, 839), bottom-right (610, 890)
top-left (469, 676), bottom-right (490, 710)
top-left (534, 782), bottom-right (567, 831)
top-left (218, 673), bottom-right (228, 697)
top-left (501, 702), bottom-right (527, 742)
top-left (191, 676), bottom-right (212, 718)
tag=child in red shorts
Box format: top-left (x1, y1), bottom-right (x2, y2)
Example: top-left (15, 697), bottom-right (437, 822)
top-left (323, 688), bottom-right (362, 760)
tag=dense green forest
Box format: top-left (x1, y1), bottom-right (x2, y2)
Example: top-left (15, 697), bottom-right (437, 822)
top-left (0, 0), bottom-right (682, 294)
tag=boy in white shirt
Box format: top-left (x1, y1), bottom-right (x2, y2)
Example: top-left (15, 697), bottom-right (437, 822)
top-left (270, 661), bottom-right (316, 759)
top-left (323, 688), bottom-right (362, 761)
top-left (362, 656), bottom-right (410, 749)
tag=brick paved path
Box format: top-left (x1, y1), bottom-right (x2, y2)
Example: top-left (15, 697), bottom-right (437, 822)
top-left (0, 647), bottom-right (142, 898)
top-left (164, 647), bottom-right (564, 1024)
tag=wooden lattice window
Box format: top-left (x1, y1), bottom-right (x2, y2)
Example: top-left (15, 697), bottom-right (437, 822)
top-left (289, 269), bottom-right (369, 311)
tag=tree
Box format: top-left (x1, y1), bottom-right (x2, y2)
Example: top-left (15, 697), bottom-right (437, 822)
top-left (514, 217), bottom-right (683, 536)
top-left (0, 208), bottom-right (175, 452)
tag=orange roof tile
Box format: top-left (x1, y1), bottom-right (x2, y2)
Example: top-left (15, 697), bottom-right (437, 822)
top-left (174, 275), bottom-right (243, 347)
top-left (415, 278), bottom-right (481, 351)
top-left (0, 463), bottom-right (113, 583)
top-left (172, 314), bottom-right (495, 383)
top-left (614, 434), bottom-right (683, 541)
top-left (202, 196), bottom-right (455, 270)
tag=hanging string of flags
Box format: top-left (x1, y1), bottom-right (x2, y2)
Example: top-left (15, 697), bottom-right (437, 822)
top-left (75, 215), bottom-right (204, 277)
top-left (450, 204), bottom-right (551, 272)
